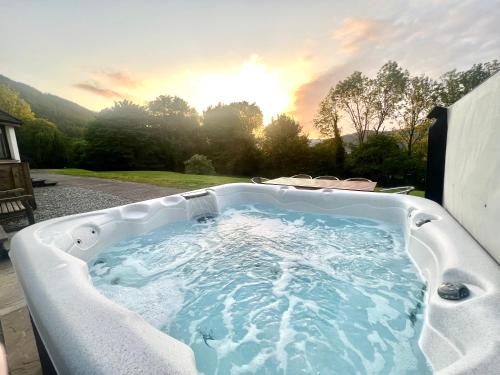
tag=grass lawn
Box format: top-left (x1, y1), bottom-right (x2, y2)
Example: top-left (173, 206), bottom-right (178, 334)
top-left (45, 169), bottom-right (426, 197)
top-left (409, 190), bottom-right (425, 197)
top-left (375, 187), bottom-right (425, 197)
top-left (46, 169), bottom-right (249, 190)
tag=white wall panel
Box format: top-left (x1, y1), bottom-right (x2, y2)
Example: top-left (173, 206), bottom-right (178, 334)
top-left (444, 72), bottom-right (500, 262)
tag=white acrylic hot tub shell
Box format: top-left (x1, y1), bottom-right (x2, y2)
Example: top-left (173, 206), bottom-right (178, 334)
top-left (10, 183), bottom-right (500, 374)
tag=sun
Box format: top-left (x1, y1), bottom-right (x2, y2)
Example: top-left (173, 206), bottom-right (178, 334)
top-left (187, 55), bottom-right (310, 124)
top-left (138, 55), bottom-right (311, 125)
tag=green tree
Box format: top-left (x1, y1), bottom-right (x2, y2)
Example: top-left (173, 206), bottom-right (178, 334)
top-left (313, 92), bottom-right (346, 176)
top-left (147, 95), bottom-right (201, 171)
top-left (314, 88), bottom-right (342, 139)
top-left (348, 134), bottom-right (423, 186)
top-left (439, 60), bottom-right (500, 105)
top-left (0, 84), bottom-right (35, 121)
top-left (67, 139), bottom-right (89, 167)
top-left (372, 61), bottom-right (409, 134)
top-left (84, 100), bottom-right (165, 170)
top-left (334, 71), bottom-right (375, 144)
top-left (0, 84), bottom-right (73, 167)
top-left (262, 114), bottom-right (310, 177)
top-left (397, 75), bottom-right (439, 155)
top-left (148, 95), bottom-right (198, 119)
top-left (227, 101), bottom-right (264, 134)
top-left (202, 102), bottom-right (263, 176)
top-left (331, 118), bottom-right (346, 174)
top-left (310, 139), bottom-right (345, 177)
top-left (17, 118), bottom-right (68, 168)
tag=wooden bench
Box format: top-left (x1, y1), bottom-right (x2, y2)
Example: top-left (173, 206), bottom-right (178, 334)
top-left (0, 162), bottom-right (36, 209)
top-left (0, 188), bottom-right (35, 231)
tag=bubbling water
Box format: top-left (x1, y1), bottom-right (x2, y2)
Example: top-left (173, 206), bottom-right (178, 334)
top-left (89, 204), bottom-right (431, 374)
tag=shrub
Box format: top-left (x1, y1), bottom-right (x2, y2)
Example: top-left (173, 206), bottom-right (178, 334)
top-left (184, 154), bottom-right (216, 175)
top-left (348, 134), bottom-right (424, 186)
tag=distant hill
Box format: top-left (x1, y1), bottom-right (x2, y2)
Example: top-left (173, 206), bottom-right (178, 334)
top-left (341, 129), bottom-right (402, 148)
top-left (340, 132), bottom-right (360, 148)
top-left (0, 74), bottom-right (95, 138)
top-left (309, 133), bottom-right (361, 145)
top-left (310, 132), bottom-right (363, 145)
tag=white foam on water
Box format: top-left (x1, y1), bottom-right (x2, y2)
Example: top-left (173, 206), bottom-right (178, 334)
top-left (275, 296), bottom-right (297, 373)
top-left (97, 278), bottom-right (184, 329)
top-left (89, 203), bottom-right (431, 374)
top-left (230, 348), bottom-right (273, 375)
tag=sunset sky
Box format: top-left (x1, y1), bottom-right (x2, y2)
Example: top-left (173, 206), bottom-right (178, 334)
top-left (1, 0), bottom-right (499, 136)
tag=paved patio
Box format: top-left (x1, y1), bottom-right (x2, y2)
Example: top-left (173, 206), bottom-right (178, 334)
top-left (0, 172), bottom-right (188, 374)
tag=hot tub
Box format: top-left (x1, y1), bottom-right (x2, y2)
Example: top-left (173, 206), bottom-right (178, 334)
top-left (10, 183), bottom-right (500, 374)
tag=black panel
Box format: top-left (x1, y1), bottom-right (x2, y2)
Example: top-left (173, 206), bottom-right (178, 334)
top-left (30, 316), bottom-right (58, 375)
top-left (425, 106), bottom-right (448, 204)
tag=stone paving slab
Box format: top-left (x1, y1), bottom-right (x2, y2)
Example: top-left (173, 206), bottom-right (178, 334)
top-left (1, 308), bottom-right (41, 375)
top-left (0, 259), bottom-right (26, 318)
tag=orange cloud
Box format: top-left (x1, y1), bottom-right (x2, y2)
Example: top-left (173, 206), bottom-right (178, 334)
top-left (99, 70), bottom-right (141, 88)
top-left (291, 17), bottom-right (393, 137)
top-left (292, 63), bottom-right (357, 137)
top-left (333, 18), bottom-right (390, 54)
top-left (74, 81), bottom-right (127, 99)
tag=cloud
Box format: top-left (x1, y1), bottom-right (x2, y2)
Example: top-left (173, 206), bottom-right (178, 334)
top-left (99, 70), bottom-right (141, 88)
top-left (293, 0), bottom-right (500, 136)
top-left (73, 69), bottom-right (139, 100)
top-left (293, 63), bottom-right (355, 135)
top-left (73, 81), bottom-right (127, 99)
top-left (333, 18), bottom-right (390, 55)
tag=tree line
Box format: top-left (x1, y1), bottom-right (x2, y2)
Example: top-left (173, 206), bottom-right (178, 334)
top-left (0, 60), bottom-right (498, 189)
top-left (315, 60), bottom-right (500, 153)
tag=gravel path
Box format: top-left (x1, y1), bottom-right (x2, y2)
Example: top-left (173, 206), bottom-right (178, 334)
top-left (33, 186), bottom-right (132, 222)
top-left (4, 186), bottom-right (131, 231)
top-left (4, 173), bottom-right (188, 231)
top-left (32, 172), bottom-right (186, 202)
